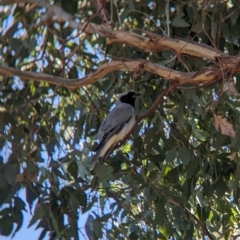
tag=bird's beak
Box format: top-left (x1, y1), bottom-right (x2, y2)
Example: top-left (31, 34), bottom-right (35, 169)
top-left (133, 92), bottom-right (141, 98)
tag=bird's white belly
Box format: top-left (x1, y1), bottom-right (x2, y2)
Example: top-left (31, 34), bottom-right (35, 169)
top-left (99, 115), bottom-right (135, 157)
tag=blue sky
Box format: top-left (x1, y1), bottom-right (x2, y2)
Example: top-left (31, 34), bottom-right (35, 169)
top-left (2, 190), bottom-right (43, 239)
top-left (0, 5), bottom-right (92, 239)
top-left (1, 189), bottom-right (89, 239)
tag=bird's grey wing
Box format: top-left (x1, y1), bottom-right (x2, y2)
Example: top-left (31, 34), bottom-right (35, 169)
top-left (89, 104), bottom-right (134, 170)
top-left (97, 103), bottom-right (134, 148)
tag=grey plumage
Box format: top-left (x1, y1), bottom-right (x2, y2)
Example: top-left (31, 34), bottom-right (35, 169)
top-left (89, 91), bottom-right (139, 170)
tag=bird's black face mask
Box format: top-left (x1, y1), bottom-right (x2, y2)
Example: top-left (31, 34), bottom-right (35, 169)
top-left (119, 91), bottom-right (140, 106)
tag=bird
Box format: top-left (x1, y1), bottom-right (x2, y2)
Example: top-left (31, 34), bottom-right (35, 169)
top-left (89, 91), bottom-right (140, 170)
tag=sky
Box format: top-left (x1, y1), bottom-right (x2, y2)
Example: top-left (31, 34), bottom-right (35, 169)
top-left (2, 190), bottom-right (44, 240)
top-left (0, 4), bottom-right (91, 239)
top-left (0, 126), bottom-right (89, 240)
top-left (1, 189), bottom-right (89, 240)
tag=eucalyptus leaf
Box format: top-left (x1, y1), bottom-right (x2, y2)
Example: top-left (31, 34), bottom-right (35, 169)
top-left (1, 0), bottom-right (240, 239)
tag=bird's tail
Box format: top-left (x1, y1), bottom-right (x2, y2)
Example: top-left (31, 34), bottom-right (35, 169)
top-left (88, 145), bottom-right (115, 171)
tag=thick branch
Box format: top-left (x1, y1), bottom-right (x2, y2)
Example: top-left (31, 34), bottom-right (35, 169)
top-left (83, 23), bottom-right (224, 62)
top-left (0, 59), bottom-right (227, 89)
top-left (0, 0), bottom-right (80, 29)
top-left (1, 0), bottom-right (226, 62)
top-left (1, 0), bottom-right (239, 90)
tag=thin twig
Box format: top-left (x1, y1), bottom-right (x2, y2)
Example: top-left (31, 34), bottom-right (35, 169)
top-left (167, 197), bottom-right (215, 240)
top-left (92, 0), bottom-right (110, 23)
top-left (222, 6), bottom-right (240, 22)
top-left (186, 206), bottom-right (215, 240)
top-left (165, 0), bottom-right (170, 37)
top-left (119, 84), bottom-right (177, 146)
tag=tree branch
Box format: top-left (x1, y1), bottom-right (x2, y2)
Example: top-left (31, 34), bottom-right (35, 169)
top-left (0, 59), bottom-right (228, 89)
top-left (187, 208), bottom-right (215, 240)
top-left (1, 0), bottom-right (227, 62)
top-left (0, 0), bottom-right (80, 29)
top-left (137, 85), bottom-right (177, 122)
top-left (167, 199), bottom-right (215, 240)
top-left (1, 0), bottom-right (240, 91)
top-left (118, 84), bottom-right (177, 146)
top-left (92, 0), bottom-right (110, 23)
top-left (85, 22), bottom-right (224, 62)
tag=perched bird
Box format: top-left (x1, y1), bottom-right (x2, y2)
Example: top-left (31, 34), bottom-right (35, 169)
top-left (89, 91), bottom-right (140, 170)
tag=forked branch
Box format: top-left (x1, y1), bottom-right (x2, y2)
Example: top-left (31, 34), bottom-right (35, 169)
top-left (0, 0), bottom-right (226, 61)
top-left (0, 59), bottom-right (227, 89)
top-left (119, 84), bottom-right (177, 146)
top-left (1, 0), bottom-right (240, 91)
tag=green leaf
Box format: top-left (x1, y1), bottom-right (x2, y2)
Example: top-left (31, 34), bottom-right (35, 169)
top-left (67, 161), bottom-right (78, 179)
top-left (153, 197), bottom-right (166, 226)
top-left (50, 209), bottom-right (61, 237)
top-left (25, 184), bottom-right (39, 213)
top-left (186, 160), bottom-right (198, 180)
top-left (14, 197), bottom-right (26, 211)
top-left (172, 12), bottom-right (190, 27)
top-left (172, 206), bottom-right (186, 220)
top-left (38, 229), bottom-right (47, 240)
top-left (0, 174), bottom-right (8, 188)
top-left (8, 38), bottom-right (23, 53)
top-left (12, 209), bottom-right (23, 238)
top-left (94, 165), bottom-right (114, 180)
top-left (61, 0), bottom-right (78, 15)
top-left (26, 159), bottom-right (37, 175)
top-left (192, 128), bottom-right (209, 141)
top-left (216, 133), bottom-right (228, 150)
top-left (28, 205), bottom-right (44, 228)
top-left (85, 214), bottom-right (94, 240)
top-left (0, 215), bottom-right (13, 236)
top-left (120, 0), bottom-right (134, 23)
top-left (159, 225), bottom-right (170, 239)
top-left (216, 177), bottom-right (229, 198)
top-left (192, 18), bottom-right (202, 33)
top-left (8, 38), bottom-right (29, 58)
top-left (211, 22), bottom-right (218, 42)
top-left (230, 9), bottom-right (240, 25)
top-left (97, 213), bottom-right (112, 222)
top-left (93, 220), bottom-right (102, 238)
top-left (184, 223), bottom-right (194, 240)
top-left (4, 164), bottom-right (18, 183)
top-left (69, 192), bottom-right (79, 210)
top-left (179, 146), bottom-right (190, 165)
top-left (73, 189), bottom-right (87, 208)
top-left (166, 148), bottom-right (177, 162)
top-left (2, 23), bottom-right (19, 41)
top-left (129, 232), bottom-right (138, 240)
top-left (197, 205), bottom-right (208, 222)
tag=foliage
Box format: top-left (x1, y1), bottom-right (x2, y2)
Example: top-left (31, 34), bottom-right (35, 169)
top-left (1, 0), bottom-right (240, 239)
